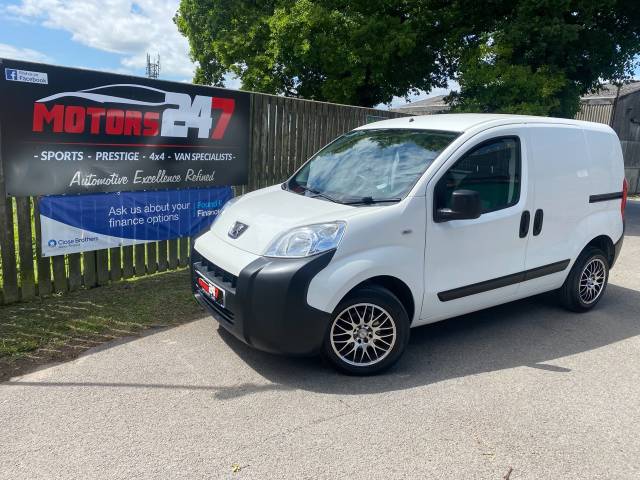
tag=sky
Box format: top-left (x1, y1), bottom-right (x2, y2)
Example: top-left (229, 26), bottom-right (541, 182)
top-left (0, 0), bottom-right (636, 109)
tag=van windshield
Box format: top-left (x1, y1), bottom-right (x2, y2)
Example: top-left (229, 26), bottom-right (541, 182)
top-left (287, 129), bottom-right (458, 204)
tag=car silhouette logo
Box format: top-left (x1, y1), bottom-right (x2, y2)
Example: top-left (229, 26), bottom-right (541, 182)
top-left (36, 83), bottom-right (171, 106)
top-left (228, 221), bottom-right (248, 239)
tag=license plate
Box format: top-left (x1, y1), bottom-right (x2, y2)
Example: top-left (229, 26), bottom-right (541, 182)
top-left (196, 272), bottom-right (225, 307)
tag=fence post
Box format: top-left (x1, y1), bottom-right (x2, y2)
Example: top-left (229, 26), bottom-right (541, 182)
top-left (15, 197), bottom-right (35, 300)
top-left (0, 123), bottom-right (19, 304)
top-left (33, 198), bottom-right (52, 297)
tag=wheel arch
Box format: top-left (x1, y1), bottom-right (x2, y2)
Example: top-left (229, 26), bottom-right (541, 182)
top-left (583, 235), bottom-right (615, 267)
top-left (344, 275), bottom-right (415, 324)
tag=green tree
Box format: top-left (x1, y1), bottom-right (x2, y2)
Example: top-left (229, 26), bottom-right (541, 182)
top-left (449, 0), bottom-right (640, 117)
top-left (176, 0), bottom-right (640, 115)
top-left (175, 0), bottom-right (455, 107)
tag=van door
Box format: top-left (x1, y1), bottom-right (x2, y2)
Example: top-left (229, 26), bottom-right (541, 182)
top-left (421, 127), bottom-right (534, 323)
top-left (518, 125), bottom-right (590, 297)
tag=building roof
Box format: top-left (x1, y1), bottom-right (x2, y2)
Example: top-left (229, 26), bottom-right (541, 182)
top-left (390, 95), bottom-right (450, 114)
top-left (581, 82), bottom-right (640, 102)
top-left (392, 95), bottom-right (448, 109)
top-left (356, 113), bottom-right (612, 134)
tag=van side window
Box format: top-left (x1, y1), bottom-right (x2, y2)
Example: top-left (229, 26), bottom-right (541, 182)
top-left (435, 137), bottom-right (521, 214)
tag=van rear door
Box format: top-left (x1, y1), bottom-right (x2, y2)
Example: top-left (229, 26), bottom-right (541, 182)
top-left (518, 124), bottom-right (591, 297)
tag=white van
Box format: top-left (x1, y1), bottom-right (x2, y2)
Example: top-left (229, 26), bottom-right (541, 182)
top-left (192, 114), bottom-right (628, 375)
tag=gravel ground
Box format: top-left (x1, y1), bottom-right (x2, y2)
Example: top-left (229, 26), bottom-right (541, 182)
top-left (1, 201), bottom-right (639, 479)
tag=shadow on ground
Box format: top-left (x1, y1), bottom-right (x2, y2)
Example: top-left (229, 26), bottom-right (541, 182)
top-left (5, 285), bottom-right (640, 399)
top-left (209, 283), bottom-right (640, 396)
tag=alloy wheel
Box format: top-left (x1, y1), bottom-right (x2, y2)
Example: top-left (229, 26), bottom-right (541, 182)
top-left (330, 303), bottom-right (397, 367)
top-left (579, 258), bottom-right (606, 304)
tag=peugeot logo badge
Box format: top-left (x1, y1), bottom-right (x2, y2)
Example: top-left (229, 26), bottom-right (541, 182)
top-left (228, 221), bottom-right (249, 239)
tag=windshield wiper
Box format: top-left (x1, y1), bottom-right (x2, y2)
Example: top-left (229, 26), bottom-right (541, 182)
top-left (298, 185), bottom-right (341, 204)
top-left (344, 196), bottom-right (402, 205)
top-left (342, 197), bottom-right (402, 205)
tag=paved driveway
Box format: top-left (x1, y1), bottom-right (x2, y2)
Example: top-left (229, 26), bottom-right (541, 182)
top-left (2, 201), bottom-right (640, 479)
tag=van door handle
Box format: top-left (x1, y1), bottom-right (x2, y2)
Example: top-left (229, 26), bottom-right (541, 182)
top-left (519, 210), bottom-right (530, 238)
top-left (533, 209), bottom-right (544, 236)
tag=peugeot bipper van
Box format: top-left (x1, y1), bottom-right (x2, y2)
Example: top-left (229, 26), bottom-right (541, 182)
top-left (192, 114), bottom-right (627, 375)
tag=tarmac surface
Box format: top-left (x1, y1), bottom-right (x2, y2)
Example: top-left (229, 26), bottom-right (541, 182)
top-left (2, 201), bottom-right (639, 479)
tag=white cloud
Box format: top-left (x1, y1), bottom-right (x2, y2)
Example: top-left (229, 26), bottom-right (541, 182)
top-left (0, 42), bottom-right (51, 62)
top-left (7, 0), bottom-right (196, 79)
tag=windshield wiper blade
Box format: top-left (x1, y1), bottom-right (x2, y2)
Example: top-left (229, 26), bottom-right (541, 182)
top-left (343, 197), bottom-right (402, 205)
top-left (298, 185), bottom-right (341, 204)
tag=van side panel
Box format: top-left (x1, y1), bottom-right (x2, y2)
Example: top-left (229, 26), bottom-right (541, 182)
top-left (518, 124), bottom-right (624, 299)
top-left (306, 196), bottom-right (426, 322)
top-left (583, 128), bottom-right (625, 244)
top-left (518, 125), bottom-right (590, 296)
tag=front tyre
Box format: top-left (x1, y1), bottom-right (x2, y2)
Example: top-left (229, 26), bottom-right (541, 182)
top-left (322, 286), bottom-right (410, 375)
top-left (559, 247), bottom-right (609, 312)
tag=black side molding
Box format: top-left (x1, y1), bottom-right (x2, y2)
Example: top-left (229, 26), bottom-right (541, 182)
top-left (589, 192), bottom-right (623, 203)
top-left (437, 259), bottom-right (571, 302)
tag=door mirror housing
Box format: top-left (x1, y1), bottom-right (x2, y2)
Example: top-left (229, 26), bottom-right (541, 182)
top-left (435, 189), bottom-right (482, 222)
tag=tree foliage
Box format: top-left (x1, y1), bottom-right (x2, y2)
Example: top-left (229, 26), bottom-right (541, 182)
top-left (176, 0), bottom-right (640, 115)
top-left (175, 0), bottom-right (455, 107)
top-left (448, 0), bottom-right (640, 117)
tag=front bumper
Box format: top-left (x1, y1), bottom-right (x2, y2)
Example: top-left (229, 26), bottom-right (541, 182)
top-left (191, 248), bottom-right (335, 356)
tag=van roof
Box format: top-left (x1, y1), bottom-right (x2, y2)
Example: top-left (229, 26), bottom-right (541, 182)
top-left (356, 113), bottom-right (613, 134)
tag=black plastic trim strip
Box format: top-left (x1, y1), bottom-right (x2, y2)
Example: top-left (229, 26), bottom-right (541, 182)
top-left (589, 192), bottom-right (623, 203)
top-left (437, 259), bottom-right (571, 302)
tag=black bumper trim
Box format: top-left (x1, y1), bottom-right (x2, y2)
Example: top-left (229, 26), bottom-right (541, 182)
top-left (192, 249), bottom-right (335, 356)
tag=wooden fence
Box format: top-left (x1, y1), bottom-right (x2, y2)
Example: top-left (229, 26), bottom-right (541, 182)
top-left (0, 92), bottom-right (404, 305)
top-left (575, 103), bottom-right (614, 125)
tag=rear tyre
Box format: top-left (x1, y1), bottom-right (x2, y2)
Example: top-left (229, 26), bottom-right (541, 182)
top-left (322, 286), bottom-right (410, 375)
top-left (559, 247), bottom-right (609, 312)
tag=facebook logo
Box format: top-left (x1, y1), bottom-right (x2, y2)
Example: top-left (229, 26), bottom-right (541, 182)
top-left (5, 69), bottom-right (18, 81)
top-left (3, 68), bottom-right (48, 84)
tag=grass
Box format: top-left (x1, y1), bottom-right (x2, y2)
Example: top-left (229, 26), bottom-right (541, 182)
top-left (0, 268), bottom-right (205, 381)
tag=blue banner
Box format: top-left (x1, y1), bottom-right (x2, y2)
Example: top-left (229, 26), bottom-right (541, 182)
top-left (39, 187), bottom-right (233, 256)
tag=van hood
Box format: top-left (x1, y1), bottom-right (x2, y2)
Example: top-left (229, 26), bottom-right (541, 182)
top-left (210, 186), bottom-right (363, 255)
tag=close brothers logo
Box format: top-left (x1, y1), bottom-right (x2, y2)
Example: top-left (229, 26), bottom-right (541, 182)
top-left (31, 84), bottom-right (235, 140)
top-left (47, 237), bottom-right (99, 248)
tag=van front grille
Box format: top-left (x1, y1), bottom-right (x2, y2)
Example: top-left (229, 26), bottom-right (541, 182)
top-left (195, 259), bottom-right (238, 290)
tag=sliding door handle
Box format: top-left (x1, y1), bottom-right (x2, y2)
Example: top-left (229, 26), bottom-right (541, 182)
top-left (533, 209), bottom-right (544, 236)
top-left (519, 210), bottom-right (530, 238)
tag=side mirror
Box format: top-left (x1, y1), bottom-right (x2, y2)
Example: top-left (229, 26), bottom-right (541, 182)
top-left (435, 189), bottom-right (482, 222)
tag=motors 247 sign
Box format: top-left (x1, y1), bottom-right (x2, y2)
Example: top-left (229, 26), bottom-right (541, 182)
top-left (0, 59), bottom-right (250, 196)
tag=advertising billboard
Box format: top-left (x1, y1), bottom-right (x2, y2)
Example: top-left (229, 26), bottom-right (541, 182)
top-left (0, 59), bottom-right (250, 196)
top-left (39, 187), bottom-right (233, 256)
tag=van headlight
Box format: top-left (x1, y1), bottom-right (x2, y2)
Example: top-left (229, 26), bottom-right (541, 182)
top-left (264, 222), bottom-right (346, 258)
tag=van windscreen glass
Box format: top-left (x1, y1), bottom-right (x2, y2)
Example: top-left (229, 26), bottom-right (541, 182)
top-left (287, 129), bottom-right (458, 204)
